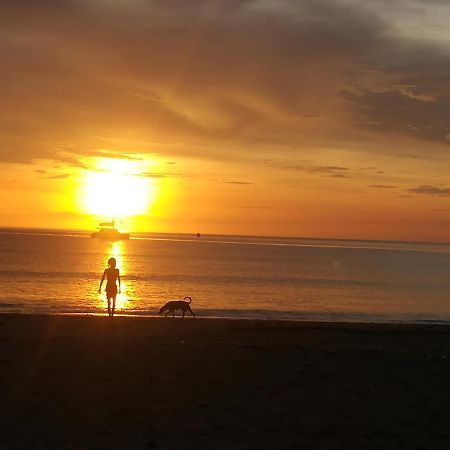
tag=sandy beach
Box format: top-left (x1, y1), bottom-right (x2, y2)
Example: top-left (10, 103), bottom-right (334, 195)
top-left (1, 314), bottom-right (450, 449)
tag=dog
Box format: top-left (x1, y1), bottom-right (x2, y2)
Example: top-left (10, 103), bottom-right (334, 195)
top-left (159, 296), bottom-right (195, 318)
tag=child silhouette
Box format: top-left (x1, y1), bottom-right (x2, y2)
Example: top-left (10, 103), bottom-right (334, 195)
top-left (98, 257), bottom-right (121, 317)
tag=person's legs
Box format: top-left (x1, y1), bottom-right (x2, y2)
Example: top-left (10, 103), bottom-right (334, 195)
top-left (112, 295), bottom-right (116, 316)
top-left (107, 296), bottom-right (112, 316)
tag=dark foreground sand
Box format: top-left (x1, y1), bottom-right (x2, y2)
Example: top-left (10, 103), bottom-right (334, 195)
top-left (1, 314), bottom-right (450, 449)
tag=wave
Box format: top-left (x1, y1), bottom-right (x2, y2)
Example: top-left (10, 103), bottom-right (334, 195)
top-left (1, 302), bottom-right (450, 325)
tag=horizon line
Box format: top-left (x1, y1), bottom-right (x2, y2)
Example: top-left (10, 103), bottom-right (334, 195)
top-left (0, 225), bottom-right (449, 247)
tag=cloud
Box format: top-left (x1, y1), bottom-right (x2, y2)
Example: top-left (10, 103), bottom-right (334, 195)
top-left (223, 181), bottom-right (254, 185)
top-left (52, 154), bottom-right (89, 170)
top-left (343, 88), bottom-right (450, 145)
top-left (44, 173), bottom-right (71, 179)
top-left (137, 172), bottom-right (167, 179)
top-left (0, 0), bottom-right (449, 167)
top-left (408, 185), bottom-right (450, 196)
top-left (81, 150), bottom-right (142, 161)
top-left (238, 206), bottom-right (275, 209)
top-left (369, 184), bottom-right (396, 189)
top-left (284, 164), bottom-right (351, 178)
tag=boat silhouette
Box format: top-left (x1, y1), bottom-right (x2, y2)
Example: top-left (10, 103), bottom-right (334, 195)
top-left (91, 219), bottom-right (129, 240)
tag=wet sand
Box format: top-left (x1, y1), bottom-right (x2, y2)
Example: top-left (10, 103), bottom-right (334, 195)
top-left (1, 314), bottom-right (450, 449)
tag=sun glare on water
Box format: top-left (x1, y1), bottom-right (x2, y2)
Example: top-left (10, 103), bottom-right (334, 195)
top-left (81, 158), bottom-right (157, 218)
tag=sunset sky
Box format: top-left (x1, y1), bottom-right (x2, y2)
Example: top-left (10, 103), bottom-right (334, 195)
top-left (1, 0), bottom-right (450, 241)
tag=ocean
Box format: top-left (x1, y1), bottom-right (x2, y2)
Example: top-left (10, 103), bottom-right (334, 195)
top-left (1, 228), bottom-right (450, 323)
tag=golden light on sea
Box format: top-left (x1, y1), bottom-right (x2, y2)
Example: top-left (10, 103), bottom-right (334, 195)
top-left (81, 158), bottom-right (158, 218)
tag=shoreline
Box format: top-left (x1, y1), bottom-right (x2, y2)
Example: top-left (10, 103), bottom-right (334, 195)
top-left (1, 313), bottom-right (450, 449)
top-left (2, 311), bottom-right (450, 328)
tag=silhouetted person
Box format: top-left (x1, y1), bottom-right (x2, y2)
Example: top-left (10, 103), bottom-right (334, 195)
top-left (98, 257), bottom-right (121, 317)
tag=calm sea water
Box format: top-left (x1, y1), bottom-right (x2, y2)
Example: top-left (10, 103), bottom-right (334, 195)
top-left (1, 228), bottom-right (450, 323)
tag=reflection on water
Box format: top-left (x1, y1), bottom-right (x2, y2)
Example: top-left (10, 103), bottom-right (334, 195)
top-left (97, 241), bottom-right (131, 313)
top-left (2, 231), bottom-right (450, 322)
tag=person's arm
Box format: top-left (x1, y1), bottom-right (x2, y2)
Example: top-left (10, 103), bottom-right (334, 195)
top-left (98, 270), bottom-right (106, 293)
top-left (117, 269), bottom-right (121, 294)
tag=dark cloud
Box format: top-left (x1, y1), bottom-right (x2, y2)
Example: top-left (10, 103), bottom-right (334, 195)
top-left (44, 173), bottom-right (71, 179)
top-left (329, 173), bottom-right (351, 179)
top-left (238, 206), bottom-right (275, 209)
top-left (369, 184), bottom-right (396, 189)
top-left (315, 166), bottom-right (349, 173)
top-left (343, 89), bottom-right (450, 145)
top-left (408, 185), bottom-right (450, 196)
top-left (284, 165), bottom-right (349, 171)
top-left (284, 164), bottom-right (351, 178)
top-left (137, 172), bottom-right (167, 179)
top-left (0, 0), bottom-right (448, 166)
top-left (80, 150), bottom-right (142, 161)
top-left (52, 154), bottom-right (89, 170)
top-left (223, 181), bottom-right (254, 185)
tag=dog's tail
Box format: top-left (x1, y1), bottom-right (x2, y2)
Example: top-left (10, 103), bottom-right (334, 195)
top-left (184, 296), bottom-right (192, 304)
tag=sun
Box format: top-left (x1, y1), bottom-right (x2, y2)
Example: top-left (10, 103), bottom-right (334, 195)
top-left (80, 158), bottom-right (157, 218)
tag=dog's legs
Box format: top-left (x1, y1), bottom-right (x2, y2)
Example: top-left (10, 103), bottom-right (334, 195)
top-left (165, 311), bottom-right (169, 318)
top-left (182, 310), bottom-right (185, 318)
top-left (172, 310), bottom-right (175, 318)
